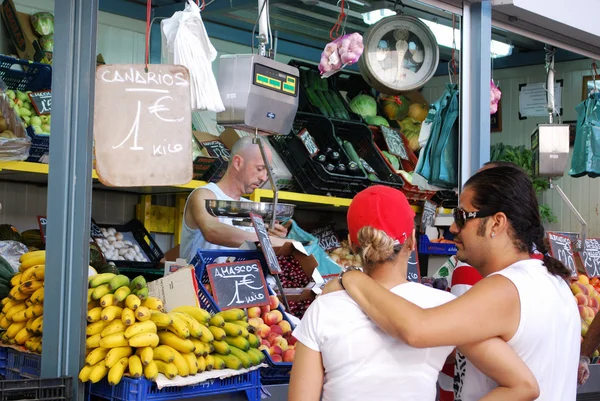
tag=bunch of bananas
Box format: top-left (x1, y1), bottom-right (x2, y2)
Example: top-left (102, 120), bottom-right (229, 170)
top-left (80, 273), bottom-right (265, 386)
top-left (0, 250), bottom-right (47, 353)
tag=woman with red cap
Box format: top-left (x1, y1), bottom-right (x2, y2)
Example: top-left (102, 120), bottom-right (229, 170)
top-left (288, 185), bottom-right (539, 401)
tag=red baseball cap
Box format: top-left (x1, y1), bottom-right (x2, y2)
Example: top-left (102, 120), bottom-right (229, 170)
top-left (347, 185), bottom-right (415, 247)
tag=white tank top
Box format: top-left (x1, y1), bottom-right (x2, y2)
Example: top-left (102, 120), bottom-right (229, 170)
top-left (458, 259), bottom-right (579, 401)
top-left (179, 182), bottom-right (254, 262)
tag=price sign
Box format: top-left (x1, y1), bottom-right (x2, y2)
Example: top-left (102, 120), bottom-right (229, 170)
top-left (407, 250), bottom-right (420, 283)
top-left (37, 216), bottom-right (47, 243)
top-left (547, 232), bottom-right (577, 278)
top-left (420, 201), bottom-right (437, 234)
top-left (381, 126), bottom-right (409, 161)
top-left (297, 128), bottom-right (319, 157)
top-left (206, 260), bottom-right (270, 310)
top-left (311, 225), bottom-right (341, 251)
top-left (250, 213), bottom-right (281, 274)
top-left (581, 238), bottom-right (600, 278)
top-left (28, 90), bottom-right (52, 115)
top-left (201, 140), bottom-right (230, 161)
top-left (38, 216), bottom-right (105, 243)
top-left (93, 64), bottom-right (193, 187)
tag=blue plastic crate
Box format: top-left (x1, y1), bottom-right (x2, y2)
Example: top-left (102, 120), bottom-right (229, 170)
top-left (6, 348), bottom-right (40, 379)
top-left (0, 55), bottom-right (52, 92)
top-left (191, 249), bottom-right (295, 385)
top-left (88, 370), bottom-right (260, 401)
top-left (0, 346), bottom-right (8, 377)
top-left (418, 235), bottom-right (458, 255)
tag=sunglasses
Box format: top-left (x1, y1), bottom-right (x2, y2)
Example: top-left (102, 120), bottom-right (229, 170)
top-left (452, 207), bottom-right (495, 229)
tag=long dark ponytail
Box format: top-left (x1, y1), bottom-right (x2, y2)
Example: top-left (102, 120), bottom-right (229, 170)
top-left (465, 166), bottom-right (572, 280)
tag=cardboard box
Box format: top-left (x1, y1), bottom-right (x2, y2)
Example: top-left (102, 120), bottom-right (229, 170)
top-left (164, 258), bottom-right (191, 276)
top-left (147, 267), bottom-right (200, 312)
top-left (1, 0), bottom-right (51, 64)
top-left (273, 241), bottom-right (323, 302)
top-left (192, 131), bottom-right (229, 182)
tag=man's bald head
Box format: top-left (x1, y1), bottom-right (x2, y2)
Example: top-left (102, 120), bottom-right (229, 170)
top-left (226, 135), bottom-right (272, 194)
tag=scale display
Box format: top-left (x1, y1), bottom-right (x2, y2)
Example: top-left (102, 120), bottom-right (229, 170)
top-left (253, 63), bottom-right (298, 97)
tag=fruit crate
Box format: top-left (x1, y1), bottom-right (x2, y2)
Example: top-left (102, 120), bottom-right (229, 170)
top-left (0, 346), bottom-right (7, 379)
top-left (269, 113), bottom-right (369, 198)
top-left (88, 371), bottom-right (260, 401)
top-left (7, 348), bottom-right (41, 380)
top-left (418, 235), bottom-right (458, 256)
top-left (332, 119), bottom-right (405, 190)
top-left (0, 377), bottom-right (73, 401)
top-left (97, 219), bottom-right (164, 270)
top-left (191, 250), bottom-right (295, 385)
top-left (0, 54), bottom-right (52, 163)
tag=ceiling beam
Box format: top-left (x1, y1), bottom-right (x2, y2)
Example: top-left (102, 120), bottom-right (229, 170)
top-left (154, 0), bottom-right (258, 17)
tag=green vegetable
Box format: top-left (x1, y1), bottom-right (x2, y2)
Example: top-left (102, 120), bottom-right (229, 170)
top-left (364, 115), bottom-right (390, 127)
top-left (342, 141), bottom-right (366, 176)
top-left (382, 151), bottom-right (400, 170)
top-left (349, 95), bottom-right (378, 118)
top-left (39, 35), bottom-right (53, 52)
top-left (398, 117), bottom-right (422, 152)
top-left (30, 12), bottom-right (54, 36)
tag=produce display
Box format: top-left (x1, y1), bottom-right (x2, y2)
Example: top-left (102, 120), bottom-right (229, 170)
top-left (5, 90), bottom-right (51, 135)
top-left (326, 240), bottom-right (362, 269)
top-left (81, 273), bottom-right (265, 385)
top-left (287, 301), bottom-right (312, 319)
top-left (30, 12), bottom-right (54, 52)
top-left (300, 68), bottom-right (351, 120)
top-left (278, 255), bottom-right (310, 288)
top-left (94, 227), bottom-right (149, 263)
top-left (571, 274), bottom-right (600, 355)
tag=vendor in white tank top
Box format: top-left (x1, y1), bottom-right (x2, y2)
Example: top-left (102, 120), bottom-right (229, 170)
top-left (180, 136), bottom-right (289, 262)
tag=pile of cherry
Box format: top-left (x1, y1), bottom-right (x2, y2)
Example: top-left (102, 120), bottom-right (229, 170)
top-left (277, 255), bottom-right (310, 288)
top-left (288, 300), bottom-right (312, 319)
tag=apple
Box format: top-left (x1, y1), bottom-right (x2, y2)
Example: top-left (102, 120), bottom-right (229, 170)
top-left (269, 295), bottom-right (280, 310)
top-left (278, 320), bottom-right (292, 334)
top-left (282, 349), bottom-right (295, 363)
top-left (579, 275), bottom-right (590, 285)
top-left (270, 324), bottom-right (284, 336)
top-left (260, 305), bottom-right (271, 315)
top-left (287, 335), bottom-right (298, 346)
top-left (256, 324), bottom-right (271, 339)
top-left (288, 345), bottom-right (295, 350)
top-left (274, 336), bottom-right (288, 351)
top-left (248, 307), bottom-right (262, 318)
top-left (576, 293), bottom-right (588, 306)
top-left (271, 354), bottom-right (283, 363)
top-left (269, 345), bottom-right (283, 356)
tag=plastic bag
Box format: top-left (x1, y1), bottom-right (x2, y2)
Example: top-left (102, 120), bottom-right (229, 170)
top-left (319, 33), bottom-right (364, 78)
top-left (286, 220), bottom-right (342, 277)
top-left (0, 81), bottom-right (31, 161)
top-left (570, 93), bottom-right (600, 178)
top-left (161, 0), bottom-right (224, 112)
top-left (0, 240), bottom-right (28, 272)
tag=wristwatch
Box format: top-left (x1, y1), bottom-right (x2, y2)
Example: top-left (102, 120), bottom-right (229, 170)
top-left (338, 266), bottom-right (363, 290)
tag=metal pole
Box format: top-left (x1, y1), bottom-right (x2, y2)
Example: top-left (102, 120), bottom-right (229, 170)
top-left (42, 2), bottom-right (98, 401)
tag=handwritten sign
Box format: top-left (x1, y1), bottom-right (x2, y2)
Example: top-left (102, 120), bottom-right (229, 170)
top-left (420, 201), bottom-right (437, 234)
top-left (381, 126), bottom-right (409, 161)
top-left (547, 232), bottom-right (577, 278)
top-left (581, 238), bottom-right (600, 278)
top-left (297, 128), bottom-right (319, 157)
top-left (250, 213), bottom-right (281, 274)
top-left (201, 140), bottom-right (230, 161)
top-left (206, 260), bottom-right (270, 310)
top-left (311, 225), bottom-right (341, 251)
top-left (37, 216), bottom-right (104, 243)
top-left (407, 250), bottom-right (420, 283)
top-left (28, 91), bottom-right (51, 115)
top-left (93, 64), bottom-right (193, 187)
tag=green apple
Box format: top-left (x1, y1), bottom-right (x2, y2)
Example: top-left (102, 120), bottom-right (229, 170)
top-left (41, 124), bottom-right (50, 133)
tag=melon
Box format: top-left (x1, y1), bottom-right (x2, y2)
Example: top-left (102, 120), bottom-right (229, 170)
top-left (380, 95), bottom-right (410, 120)
top-left (408, 103), bottom-right (429, 122)
top-left (364, 115), bottom-right (390, 127)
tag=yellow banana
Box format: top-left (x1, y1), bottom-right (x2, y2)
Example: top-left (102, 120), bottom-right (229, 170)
top-left (9, 286), bottom-right (29, 301)
top-left (209, 314), bottom-right (225, 328)
top-left (173, 312), bottom-right (203, 338)
top-left (78, 364), bottom-right (94, 382)
top-left (154, 360), bottom-right (178, 379)
top-left (121, 308), bottom-right (135, 325)
top-left (204, 354), bottom-right (215, 371)
top-left (144, 360), bottom-right (159, 381)
top-left (86, 320), bottom-right (109, 336)
top-left (128, 355), bottom-right (143, 379)
top-left (136, 347), bottom-right (154, 366)
top-left (87, 307), bottom-right (103, 323)
top-left (0, 316), bottom-right (11, 330)
top-left (88, 361), bottom-right (109, 383)
top-left (128, 332), bottom-right (159, 348)
top-left (20, 265), bottom-right (44, 283)
top-left (101, 306), bottom-right (123, 321)
top-left (150, 311), bottom-right (172, 328)
top-left (99, 333), bottom-right (129, 348)
top-left (224, 336), bottom-right (250, 351)
top-left (167, 313), bottom-right (190, 338)
top-left (191, 339), bottom-right (207, 356)
top-left (198, 324), bottom-right (214, 343)
top-left (105, 346), bottom-right (133, 368)
top-left (229, 346), bottom-right (253, 368)
top-left (212, 340), bottom-right (231, 355)
top-left (113, 286), bottom-right (131, 303)
top-left (216, 354), bottom-right (243, 370)
top-left (87, 288), bottom-right (94, 303)
top-left (11, 309), bottom-right (28, 323)
top-left (222, 322), bottom-right (242, 337)
top-left (91, 284), bottom-right (112, 301)
top-left (19, 255), bottom-right (46, 271)
top-left (26, 316), bottom-right (35, 332)
top-left (88, 273), bottom-right (116, 289)
top-left (212, 355), bottom-right (228, 370)
top-left (86, 333), bottom-right (102, 348)
top-left (157, 331), bottom-right (195, 353)
top-left (135, 306), bottom-right (151, 322)
top-left (124, 320), bottom-right (157, 339)
top-left (25, 304), bottom-right (43, 319)
top-left (125, 294), bottom-right (141, 311)
top-left (2, 299), bottom-right (24, 315)
top-left (168, 347), bottom-right (190, 377)
top-left (107, 357), bottom-right (128, 385)
top-left (171, 306), bottom-right (210, 325)
top-left (196, 355), bottom-right (206, 373)
top-left (20, 250), bottom-right (45, 263)
top-left (216, 309), bottom-right (245, 322)
top-left (100, 294), bottom-right (116, 308)
top-left (6, 321), bottom-right (27, 338)
top-left (208, 326), bottom-right (226, 341)
top-left (31, 315), bottom-right (44, 334)
top-left (101, 319), bottom-right (127, 338)
top-left (152, 345), bottom-right (175, 363)
top-left (30, 287), bottom-right (44, 304)
top-left (18, 280), bottom-right (43, 295)
top-left (85, 347), bottom-right (110, 366)
top-left (10, 273), bottom-right (22, 287)
top-left (183, 352), bottom-right (198, 375)
top-left (15, 326), bottom-right (32, 345)
top-left (141, 297), bottom-right (164, 312)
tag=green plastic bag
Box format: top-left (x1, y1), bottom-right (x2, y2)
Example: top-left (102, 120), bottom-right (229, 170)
top-left (570, 93), bottom-right (600, 178)
top-left (286, 220), bottom-right (342, 277)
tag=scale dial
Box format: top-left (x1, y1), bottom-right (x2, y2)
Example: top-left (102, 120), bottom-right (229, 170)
top-left (359, 15), bottom-right (440, 94)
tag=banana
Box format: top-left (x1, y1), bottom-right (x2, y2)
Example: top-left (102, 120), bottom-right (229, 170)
top-left (204, 354), bottom-right (215, 371)
top-left (130, 275), bottom-right (147, 291)
top-left (15, 326), bottom-right (32, 345)
top-left (150, 311), bottom-right (172, 328)
top-left (108, 356), bottom-right (128, 385)
top-left (141, 296), bottom-right (164, 312)
top-left (222, 322), bottom-right (243, 337)
top-left (20, 250), bottom-right (45, 263)
top-left (86, 320), bottom-right (109, 336)
top-left (209, 314), bottom-right (225, 328)
top-left (154, 360), bottom-right (178, 379)
top-left (233, 320), bottom-right (250, 330)
top-left (6, 321), bottom-right (27, 338)
top-left (0, 316), bottom-right (11, 330)
top-left (157, 331), bottom-right (195, 353)
top-left (85, 347), bottom-right (110, 366)
top-left (197, 324), bottom-right (214, 343)
top-left (114, 286), bottom-right (131, 302)
top-left (183, 352), bottom-right (199, 375)
top-left (121, 308), bottom-right (136, 326)
top-left (30, 315), bottom-right (44, 334)
top-left (173, 312), bottom-right (203, 338)
top-left (20, 265), bottom-right (45, 283)
top-left (229, 346), bottom-right (253, 368)
top-left (237, 325), bottom-right (250, 339)
top-left (2, 299), bottom-right (24, 315)
top-left (224, 336), bottom-right (250, 351)
top-left (105, 346), bottom-right (133, 368)
top-left (211, 355), bottom-right (227, 370)
top-left (196, 356), bottom-right (207, 373)
top-left (171, 306), bottom-right (210, 325)
top-left (10, 273), bottom-right (23, 287)
top-left (168, 347), bottom-right (190, 377)
top-left (86, 333), bottom-right (103, 348)
top-left (152, 345), bottom-right (175, 363)
top-left (87, 288), bottom-right (94, 303)
top-left (135, 306), bottom-right (151, 322)
top-left (247, 348), bottom-right (266, 363)
top-left (247, 333), bottom-right (261, 348)
top-left (144, 360), bottom-right (159, 381)
top-left (128, 355), bottom-right (143, 379)
top-left (206, 343), bottom-right (215, 354)
top-left (100, 294), bottom-right (116, 308)
top-left (89, 361), bottom-right (109, 383)
top-left (87, 307), bottom-right (103, 323)
top-left (108, 275), bottom-right (130, 292)
top-left (26, 316), bottom-right (35, 332)
top-left (134, 287), bottom-right (149, 301)
top-left (125, 294), bottom-right (141, 310)
top-left (11, 309), bottom-right (28, 323)
top-left (78, 364), bottom-right (94, 382)
top-left (25, 304), bottom-right (43, 319)
top-left (99, 333), bottom-right (129, 348)
top-left (137, 347), bottom-right (154, 366)
top-left (91, 284), bottom-right (112, 300)
top-left (129, 332), bottom-right (159, 348)
top-left (19, 255), bottom-right (45, 271)
top-left (167, 313), bottom-right (190, 338)
top-left (100, 320), bottom-right (127, 338)
top-left (9, 286), bottom-right (29, 301)
top-left (208, 326), bottom-right (226, 341)
top-left (89, 273), bottom-right (116, 288)
top-left (216, 309), bottom-right (245, 322)
top-left (191, 339), bottom-right (207, 356)
top-left (124, 320), bottom-right (157, 339)
top-left (0, 298), bottom-right (6, 306)
top-left (30, 287), bottom-right (44, 304)
top-left (217, 353), bottom-right (243, 370)
top-left (101, 306), bottom-right (123, 321)
top-left (212, 340), bottom-right (231, 355)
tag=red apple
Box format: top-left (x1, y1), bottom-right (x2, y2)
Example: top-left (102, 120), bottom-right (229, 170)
top-left (270, 324), bottom-right (284, 336)
top-left (271, 354), bottom-right (283, 363)
top-left (278, 320), bottom-right (292, 334)
top-left (282, 349), bottom-right (295, 363)
top-left (269, 295), bottom-right (280, 310)
top-left (247, 307), bottom-right (262, 318)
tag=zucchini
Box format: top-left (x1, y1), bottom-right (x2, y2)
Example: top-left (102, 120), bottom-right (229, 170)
top-left (342, 141), bottom-right (367, 176)
top-left (327, 90), bottom-right (350, 120)
top-left (0, 283), bottom-right (9, 299)
top-left (323, 91), bottom-right (345, 120)
top-left (315, 92), bottom-right (334, 117)
top-left (0, 256), bottom-right (14, 281)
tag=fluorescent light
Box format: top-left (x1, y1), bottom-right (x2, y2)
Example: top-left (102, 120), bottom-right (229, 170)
top-left (362, 8), bottom-right (396, 25)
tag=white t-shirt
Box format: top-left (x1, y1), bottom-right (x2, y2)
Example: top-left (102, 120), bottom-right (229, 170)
top-left (293, 282), bottom-right (456, 401)
top-left (458, 259), bottom-right (580, 401)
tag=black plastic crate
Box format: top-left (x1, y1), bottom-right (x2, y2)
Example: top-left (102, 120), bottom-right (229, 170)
top-left (0, 377), bottom-right (72, 401)
top-left (332, 119), bottom-right (405, 190)
top-left (96, 219), bottom-right (164, 269)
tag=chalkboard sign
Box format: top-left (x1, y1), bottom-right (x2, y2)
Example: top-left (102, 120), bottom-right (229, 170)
top-left (381, 126), bottom-right (409, 161)
top-left (547, 232), bottom-right (577, 278)
top-left (28, 90), bottom-right (51, 115)
top-left (201, 140), bottom-right (230, 161)
top-left (38, 216), bottom-right (105, 243)
top-left (407, 250), bottom-right (420, 283)
top-left (93, 64), bottom-right (193, 187)
top-left (297, 128), bottom-right (319, 157)
top-left (581, 238), bottom-right (600, 278)
top-left (206, 259), bottom-right (270, 310)
top-left (250, 213), bottom-right (281, 274)
top-left (420, 201), bottom-right (437, 234)
top-left (311, 225), bottom-right (341, 251)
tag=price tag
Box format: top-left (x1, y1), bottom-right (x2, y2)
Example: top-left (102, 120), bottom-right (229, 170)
top-left (28, 90), bottom-right (52, 115)
top-left (311, 225), bottom-right (341, 251)
top-left (420, 201), bottom-right (437, 234)
top-left (206, 260), bottom-right (270, 310)
top-left (297, 128), bottom-right (320, 157)
top-left (547, 232), bottom-right (577, 278)
top-left (381, 126), bottom-right (409, 161)
top-left (581, 238), bottom-right (600, 278)
top-left (407, 250), bottom-right (420, 283)
top-left (201, 140), bottom-right (230, 161)
top-left (250, 213), bottom-right (281, 274)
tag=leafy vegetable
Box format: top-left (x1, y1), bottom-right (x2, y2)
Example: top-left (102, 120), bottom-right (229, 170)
top-left (39, 35), bottom-right (53, 52)
top-left (30, 12), bottom-right (54, 37)
top-left (364, 115), bottom-right (390, 127)
top-left (349, 95), bottom-right (377, 118)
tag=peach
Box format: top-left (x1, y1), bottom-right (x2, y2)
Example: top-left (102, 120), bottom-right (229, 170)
top-left (260, 305), bottom-right (271, 316)
top-left (572, 282), bottom-right (589, 296)
top-left (592, 308), bottom-right (599, 315)
top-left (247, 307), bottom-right (262, 318)
top-left (264, 311), bottom-right (282, 326)
top-left (287, 335), bottom-right (298, 346)
top-left (269, 295), bottom-right (280, 310)
top-left (579, 275), bottom-right (590, 285)
top-left (269, 345), bottom-right (283, 355)
top-left (256, 324), bottom-right (271, 339)
top-left (586, 306), bottom-right (597, 318)
top-left (586, 316), bottom-right (595, 326)
top-left (261, 340), bottom-right (270, 347)
top-left (590, 298), bottom-right (599, 309)
top-left (248, 317), bottom-right (264, 330)
top-left (579, 305), bottom-right (588, 318)
top-left (277, 320), bottom-right (292, 334)
top-left (258, 344), bottom-right (270, 352)
top-left (288, 344), bottom-right (295, 350)
top-left (267, 332), bottom-right (281, 345)
top-left (576, 293), bottom-right (588, 306)
top-left (582, 321), bottom-right (590, 337)
top-left (271, 354), bottom-right (283, 363)
top-left (270, 324), bottom-right (284, 336)
top-left (282, 349), bottom-right (295, 363)
top-left (274, 336), bottom-right (288, 351)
